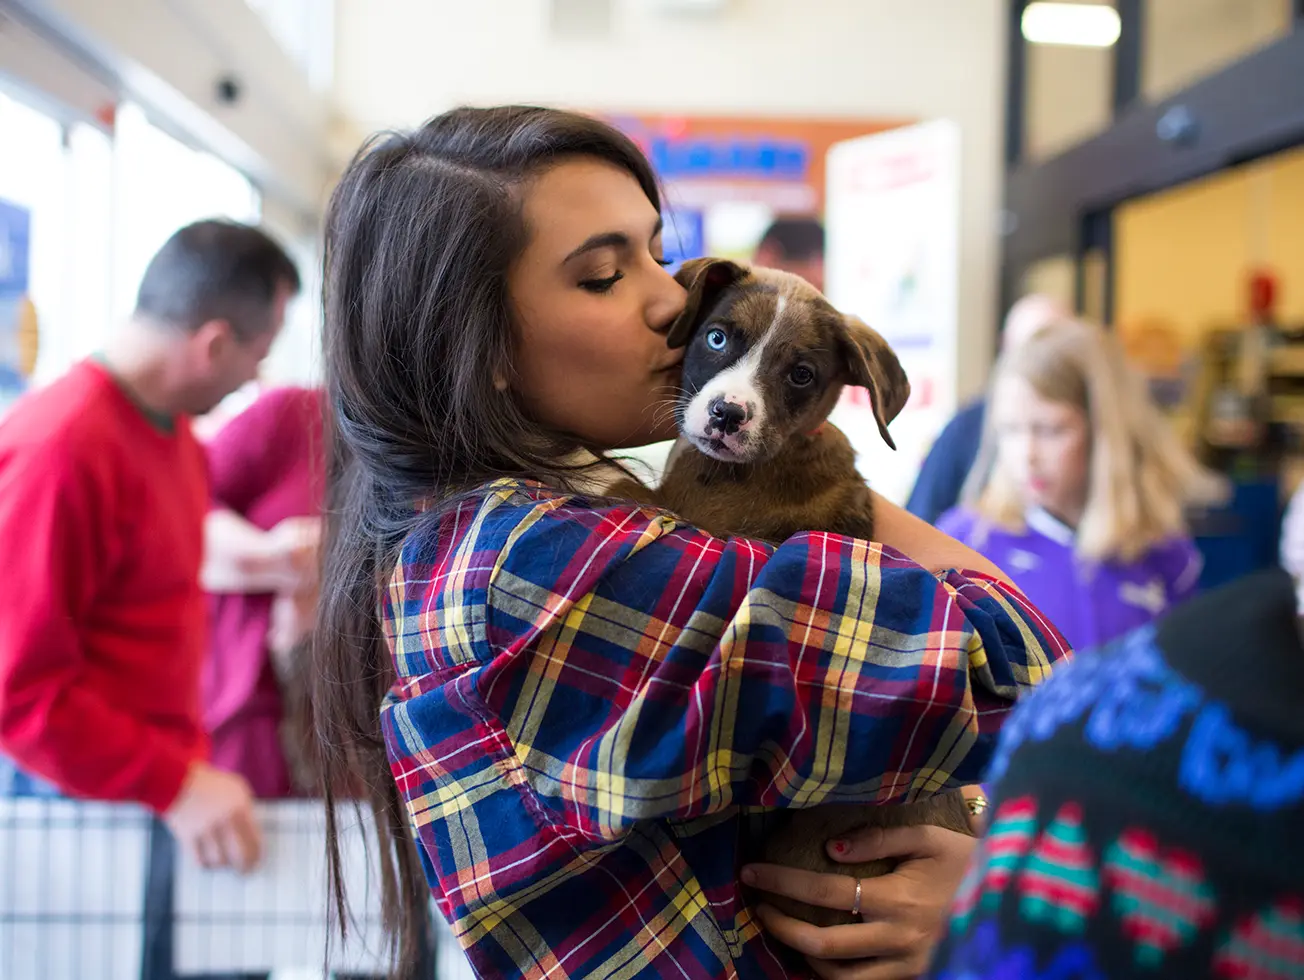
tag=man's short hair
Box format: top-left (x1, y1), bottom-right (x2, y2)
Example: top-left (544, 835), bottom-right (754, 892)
top-left (134, 219), bottom-right (300, 340)
top-left (756, 216), bottom-right (825, 262)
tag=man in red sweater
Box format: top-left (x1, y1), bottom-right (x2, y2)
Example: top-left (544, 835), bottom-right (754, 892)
top-left (0, 219), bottom-right (299, 873)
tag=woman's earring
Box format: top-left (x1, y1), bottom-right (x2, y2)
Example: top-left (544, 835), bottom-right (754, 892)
top-left (493, 374), bottom-right (509, 392)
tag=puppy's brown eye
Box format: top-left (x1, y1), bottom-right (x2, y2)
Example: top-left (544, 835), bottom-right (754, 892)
top-left (788, 364), bottom-right (815, 387)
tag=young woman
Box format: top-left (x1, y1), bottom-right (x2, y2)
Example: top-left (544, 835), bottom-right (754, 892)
top-left (938, 319), bottom-right (1224, 652)
top-left (313, 105), bottom-right (1070, 980)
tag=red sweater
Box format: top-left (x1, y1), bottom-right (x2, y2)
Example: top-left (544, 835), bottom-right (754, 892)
top-left (0, 360), bottom-right (209, 811)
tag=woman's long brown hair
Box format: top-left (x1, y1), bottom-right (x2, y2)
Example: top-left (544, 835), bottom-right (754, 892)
top-left (313, 106), bottom-right (661, 978)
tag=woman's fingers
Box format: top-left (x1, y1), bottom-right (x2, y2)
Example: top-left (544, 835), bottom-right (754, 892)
top-left (754, 904), bottom-right (923, 960)
top-left (807, 953), bottom-right (931, 980)
top-left (826, 823), bottom-right (953, 865)
top-left (743, 863), bottom-right (865, 914)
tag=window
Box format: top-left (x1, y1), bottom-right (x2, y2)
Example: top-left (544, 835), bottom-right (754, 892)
top-left (0, 91), bottom-right (267, 394)
top-left (1143, 0), bottom-right (1292, 103)
top-left (0, 90), bottom-right (114, 387)
top-left (1022, 1), bottom-right (1117, 162)
top-left (110, 103), bottom-right (261, 327)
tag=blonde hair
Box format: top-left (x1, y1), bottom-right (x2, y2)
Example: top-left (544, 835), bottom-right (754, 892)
top-left (962, 319), bottom-right (1226, 563)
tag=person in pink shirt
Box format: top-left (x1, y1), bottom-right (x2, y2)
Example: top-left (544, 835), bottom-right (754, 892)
top-left (200, 385), bottom-right (323, 797)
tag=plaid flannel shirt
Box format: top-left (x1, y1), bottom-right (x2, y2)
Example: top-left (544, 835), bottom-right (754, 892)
top-left (381, 480), bottom-right (1071, 979)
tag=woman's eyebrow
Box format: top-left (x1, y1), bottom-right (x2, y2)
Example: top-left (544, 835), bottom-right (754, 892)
top-left (564, 218), bottom-right (665, 264)
top-left (565, 232), bottom-right (629, 263)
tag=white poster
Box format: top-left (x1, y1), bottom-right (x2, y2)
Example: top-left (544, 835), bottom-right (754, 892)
top-left (825, 120), bottom-right (961, 505)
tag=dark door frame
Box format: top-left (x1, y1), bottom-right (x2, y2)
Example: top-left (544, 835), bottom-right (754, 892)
top-left (1001, 23), bottom-right (1304, 330)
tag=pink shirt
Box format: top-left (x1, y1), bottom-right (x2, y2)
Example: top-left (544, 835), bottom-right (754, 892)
top-left (202, 387), bottom-right (323, 797)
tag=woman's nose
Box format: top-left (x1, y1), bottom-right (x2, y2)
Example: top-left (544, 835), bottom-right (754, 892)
top-left (649, 267), bottom-right (688, 334)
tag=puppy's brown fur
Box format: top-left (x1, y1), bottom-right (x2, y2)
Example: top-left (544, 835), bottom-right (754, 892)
top-left (616, 258), bottom-right (972, 927)
top-left (636, 259), bottom-right (908, 544)
top-left (653, 423), bottom-right (877, 543)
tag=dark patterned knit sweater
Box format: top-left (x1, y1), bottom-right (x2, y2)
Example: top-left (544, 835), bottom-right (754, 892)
top-left (927, 567), bottom-right (1304, 980)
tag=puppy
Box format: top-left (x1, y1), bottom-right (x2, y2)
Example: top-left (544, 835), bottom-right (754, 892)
top-left (637, 257), bottom-right (907, 543)
top-left (615, 257), bottom-right (973, 927)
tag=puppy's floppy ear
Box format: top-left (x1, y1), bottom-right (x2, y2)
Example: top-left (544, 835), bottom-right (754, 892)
top-left (666, 258), bottom-right (746, 348)
top-left (840, 315), bottom-right (910, 450)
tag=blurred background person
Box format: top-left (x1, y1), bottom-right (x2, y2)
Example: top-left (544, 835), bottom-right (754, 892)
top-left (752, 215), bottom-right (826, 292)
top-left (1279, 476), bottom-right (1304, 613)
top-left (938, 318), bottom-right (1227, 651)
top-left (0, 219), bottom-right (299, 872)
top-left (925, 565), bottom-right (1304, 979)
top-left (200, 385), bottom-right (324, 800)
top-left (907, 293), bottom-right (1069, 525)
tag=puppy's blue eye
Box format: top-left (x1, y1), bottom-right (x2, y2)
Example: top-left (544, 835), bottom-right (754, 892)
top-left (704, 328), bottom-right (728, 351)
top-left (788, 364), bottom-right (815, 387)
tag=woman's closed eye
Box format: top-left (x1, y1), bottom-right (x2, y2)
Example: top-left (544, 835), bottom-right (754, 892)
top-left (579, 272), bottom-right (624, 294)
top-left (580, 255), bottom-right (673, 293)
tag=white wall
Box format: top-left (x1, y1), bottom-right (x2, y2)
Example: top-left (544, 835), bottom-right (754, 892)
top-left (333, 0), bottom-right (1007, 401)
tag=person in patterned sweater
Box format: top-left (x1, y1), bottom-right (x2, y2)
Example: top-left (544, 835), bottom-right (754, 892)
top-left (926, 566), bottom-right (1304, 979)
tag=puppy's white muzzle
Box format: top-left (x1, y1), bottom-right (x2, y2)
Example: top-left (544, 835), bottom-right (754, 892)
top-left (683, 383), bottom-right (765, 462)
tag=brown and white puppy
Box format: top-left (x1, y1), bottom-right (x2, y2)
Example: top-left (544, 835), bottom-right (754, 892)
top-left (635, 256), bottom-right (909, 544)
top-left (617, 258), bottom-right (973, 928)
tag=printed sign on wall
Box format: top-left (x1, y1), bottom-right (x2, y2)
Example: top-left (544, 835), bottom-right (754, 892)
top-left (825, 120), bottom-right (962, 504)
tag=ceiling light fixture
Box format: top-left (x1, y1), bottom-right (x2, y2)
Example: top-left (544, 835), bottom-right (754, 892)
top-left (1021, 2), bottom-right (1122, 48)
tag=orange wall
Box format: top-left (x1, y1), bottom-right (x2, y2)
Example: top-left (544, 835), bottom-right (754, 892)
top-left (1115, 144), bottom-right (1304, 346)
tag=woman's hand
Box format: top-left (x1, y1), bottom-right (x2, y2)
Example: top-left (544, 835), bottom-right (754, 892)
top-left (743, 824), bottom-right (976, 980)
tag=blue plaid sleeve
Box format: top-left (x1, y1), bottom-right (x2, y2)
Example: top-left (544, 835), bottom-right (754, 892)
top-left (384, 483), bottom-right (1071, 844)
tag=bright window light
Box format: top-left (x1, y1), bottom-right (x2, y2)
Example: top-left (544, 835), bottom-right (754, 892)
top-left (1022, 2), bottom-right (1121, 48)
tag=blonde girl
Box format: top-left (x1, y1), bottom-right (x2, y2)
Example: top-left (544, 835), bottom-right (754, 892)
top-left (938, 318), bottom-right (1225, 649)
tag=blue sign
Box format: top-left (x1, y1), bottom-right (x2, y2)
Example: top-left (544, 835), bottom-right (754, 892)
top-left (0, 198), bottom-right (33, 401)
top-left (662, 208), bottom-right (705, 270)
top-left (608, 116), bottom-right (810, 182)
top-left (648, 137), bottom-right (808, 181)
top-left (0, 198), bottom-right (31, 296)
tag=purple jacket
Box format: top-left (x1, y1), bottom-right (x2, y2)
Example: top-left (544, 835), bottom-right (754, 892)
top-left (937, 507), bottom-right (1202, 651)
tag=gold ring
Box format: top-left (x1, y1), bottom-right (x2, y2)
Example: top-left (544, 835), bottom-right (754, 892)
top-left (850, 877), bottom-right (862, 917)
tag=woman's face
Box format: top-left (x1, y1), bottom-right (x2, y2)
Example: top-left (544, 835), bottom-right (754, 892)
top-left (992, 376), bottom-right (1091, 525)
top-left (508, 158), bottom-right (687, 449)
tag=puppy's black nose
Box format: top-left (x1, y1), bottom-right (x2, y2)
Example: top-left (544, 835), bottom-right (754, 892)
top-left (707, 397), bottom-right (747, 435)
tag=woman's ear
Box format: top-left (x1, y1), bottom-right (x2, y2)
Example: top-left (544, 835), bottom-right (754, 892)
top-left (665, 258), bottom-right (746, 348)
top-left (839, 315), bottom-right (910, 450)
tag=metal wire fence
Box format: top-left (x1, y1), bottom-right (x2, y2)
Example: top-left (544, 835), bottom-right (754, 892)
top-left (0, 797), bottom-right (468, 980)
